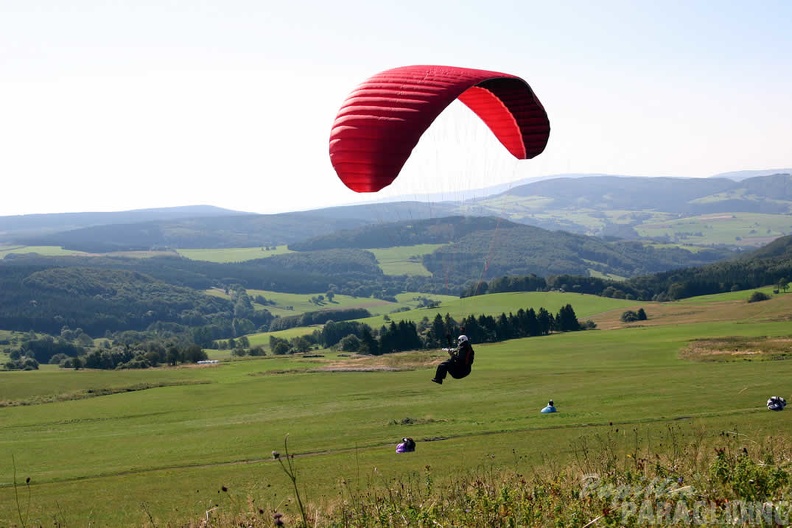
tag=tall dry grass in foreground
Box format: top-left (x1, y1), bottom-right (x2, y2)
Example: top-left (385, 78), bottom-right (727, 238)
top-left (180, 426), bottom-right (791, 528)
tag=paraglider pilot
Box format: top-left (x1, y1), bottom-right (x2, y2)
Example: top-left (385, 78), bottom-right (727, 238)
top-left (432, 335), bottom-right (475, 385)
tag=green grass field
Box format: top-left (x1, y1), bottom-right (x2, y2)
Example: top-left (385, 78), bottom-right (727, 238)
top-left (2, 291), bottom-right (791, 526)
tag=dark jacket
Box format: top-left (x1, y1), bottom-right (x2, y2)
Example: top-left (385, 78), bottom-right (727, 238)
top-left (455, 341), bottom-right (475, 369)
top-left (434, 340), bottom-right (475, 382)
top-left (447, 341), bottom-right (474, 378)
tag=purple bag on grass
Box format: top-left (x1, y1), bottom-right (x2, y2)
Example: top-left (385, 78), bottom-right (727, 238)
top-left (396, 437), bottom-right (415, 453)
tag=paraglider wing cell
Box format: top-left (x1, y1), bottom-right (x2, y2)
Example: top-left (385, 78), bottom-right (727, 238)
top-left (329, 65), bottom-right (550, 193)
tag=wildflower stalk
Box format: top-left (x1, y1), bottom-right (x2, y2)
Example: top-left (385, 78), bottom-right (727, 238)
top-left (273, 434), bottom-right (308, 527)
top-left (12, 454), bottom-right (31, 528)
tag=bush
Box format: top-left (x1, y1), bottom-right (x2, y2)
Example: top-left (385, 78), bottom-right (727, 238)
top-left (620, 308), bottom-right (648, 322)
top-left (748, 291), bottom-right (771, 303)
top-left (50, 352), bottom-right (70, 365)
top-left (620, 310), bottom-right (640, 322)
top-left (119, 356), bottom-right (151, 369)
top-left (338, 334), bottom-right (362, 352)
top-left (4, 357), bottom-right (39, 370)
top-left (248, 346), bottom-right (266, 356)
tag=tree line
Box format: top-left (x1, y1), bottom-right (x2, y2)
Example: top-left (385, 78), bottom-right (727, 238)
top-left (265, 303), bottom-right (589, 356)
top-left (4, 329), bottom-right (208, 371)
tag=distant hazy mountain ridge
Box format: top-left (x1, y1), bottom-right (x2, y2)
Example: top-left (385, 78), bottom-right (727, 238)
top-left (1, 171), bottom-right (791, 251)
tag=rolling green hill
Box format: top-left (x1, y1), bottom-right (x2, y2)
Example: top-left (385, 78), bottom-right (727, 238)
top-left (3, 229), bottom-right (791, 338)
top-left (0, 219), bottom-right (737, 338)
top-left (2, 173), bottom-right (792, 342)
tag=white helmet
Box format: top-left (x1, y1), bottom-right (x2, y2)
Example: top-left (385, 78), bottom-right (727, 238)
top-left (457, 335), bottom-right (469, 343)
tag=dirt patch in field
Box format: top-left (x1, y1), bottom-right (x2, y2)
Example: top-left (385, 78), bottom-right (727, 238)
top-left (318, 351), bottom-right (444, 372)
top-left (680, 336), bottom-right (792, 362)
top-left (251, 351), bottom-right (445, 375)
top-left (699, 214), bottom-right (735, 221)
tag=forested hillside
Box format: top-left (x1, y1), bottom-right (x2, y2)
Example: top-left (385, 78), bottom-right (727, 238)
top-left (2, 216), bottom-right (735, 299)
top-left (0, 264), bottom-right (240, 336)
top-left (464, 235), bottom-right (792, 302)
top-left (626, 234), bottom-right (792, 300)
top-left (0, 216), bottom-right (741, 339)
top-left (292, 216), bottom-right (733, 278)
top-left (422, 224), bottom-right (730, 279)
top-left (289, 216), bottom-right (506, 250)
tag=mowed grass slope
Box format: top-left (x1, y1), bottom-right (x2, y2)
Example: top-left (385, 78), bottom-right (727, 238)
top-left (2, 292), bottom-right (792, 526)
top-left (348, 290), bottom-right (639, 332)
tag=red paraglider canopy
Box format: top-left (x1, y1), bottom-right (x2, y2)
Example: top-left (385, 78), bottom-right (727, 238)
top-left (329, 65), bottom-right (550, 193)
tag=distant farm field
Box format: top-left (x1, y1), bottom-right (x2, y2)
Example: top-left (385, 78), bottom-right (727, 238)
top-left (0, 245), bottom-right (298, 261)
top-left (2, 291), bottom-right (792, 526)
top-left (635, 212), bottom-right (792, 247)
top-left (368, 244), bottom-right (444, 276)
top-left (206, 288), bottom-right (458, 320)
top-left (0, 245), bottom-right (88, 258)
top-left (177, 246), bottom-right (293, 262)
top-left (178, 244), bottom-right (446, 275)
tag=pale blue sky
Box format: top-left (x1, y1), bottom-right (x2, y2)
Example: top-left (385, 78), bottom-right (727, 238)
top-left (1, 1), bottom-right (791, 215)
